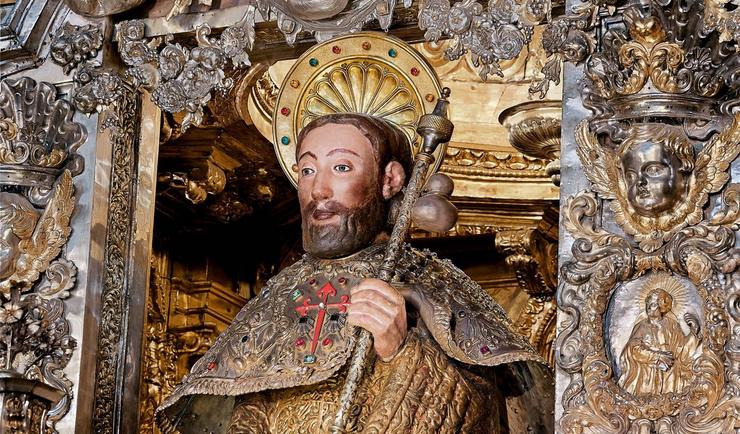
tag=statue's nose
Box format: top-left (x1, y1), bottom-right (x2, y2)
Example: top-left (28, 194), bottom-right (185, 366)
top-left (311, 173), bottom-right (332, 201)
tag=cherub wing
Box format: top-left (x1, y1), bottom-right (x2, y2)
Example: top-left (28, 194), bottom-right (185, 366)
top-left (575, 119), bottom-right (618, 199)
top-left (695, 113), bottom-right (740, 195)
top-left (13, 170), bottom-right (76, 289)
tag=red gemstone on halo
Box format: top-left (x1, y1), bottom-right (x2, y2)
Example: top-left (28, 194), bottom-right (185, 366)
top-left (207, 361), bottom-right (217, 370)
top-left (480, 345), bottom-right (490, 355)
top-left (296, 338), bottom-right (306, 347)
top-left (332, 45), bottom-right (341, 54)
top-left (322, 337), bottom-right (332, 346)
top-left (309, 278), bottom-right (317, 285)
top-left (338, 277), bottom-right (347, 284)
top-left (410, 67), bottom-right (420, 76)
top-left (281, 107), bottom-right (290, 116)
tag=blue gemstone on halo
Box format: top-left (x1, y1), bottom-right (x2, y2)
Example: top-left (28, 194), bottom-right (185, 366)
top-left (281, 136), bottom-right (290, 145)
top-left (388, 48), bottom-right (397, 58)
top-left (309, 58), bottom-right (319, 67)
top-left (304, 354), bottom-right (316, 364)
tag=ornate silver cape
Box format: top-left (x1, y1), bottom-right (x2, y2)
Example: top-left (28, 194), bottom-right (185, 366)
top-left (156, 243), bottom-right (547, 432)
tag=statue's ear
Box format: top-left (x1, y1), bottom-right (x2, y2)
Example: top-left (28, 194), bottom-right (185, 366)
top-left (382, 160), bottom-right (405, 200)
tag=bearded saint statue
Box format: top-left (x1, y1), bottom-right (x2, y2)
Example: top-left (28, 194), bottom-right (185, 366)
top-left (156, 113), bottom-right (553, 433)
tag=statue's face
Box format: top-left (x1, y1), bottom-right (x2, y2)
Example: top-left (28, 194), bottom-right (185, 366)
top-left (645, 292), bottom-right (663, 320)
top-left (0, 227), bottom-right (20, 280)
top-left (621, 141), bottom-right (688, 217)
top-left (296, 123), bottom-right (386, 259)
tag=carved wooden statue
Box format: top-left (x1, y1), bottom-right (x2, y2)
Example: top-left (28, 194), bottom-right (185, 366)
top-left (156, 36), bottom-right (553, 434)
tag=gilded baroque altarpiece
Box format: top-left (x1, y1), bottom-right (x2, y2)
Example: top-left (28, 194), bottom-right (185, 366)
top-left (0, 0), bottom-right (738, 432)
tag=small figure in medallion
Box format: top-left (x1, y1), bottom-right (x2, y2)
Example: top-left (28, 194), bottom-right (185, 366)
top-left (156, 113), bottom-right (553, 433)
top-left (618, 288), bottom-right (699, 396)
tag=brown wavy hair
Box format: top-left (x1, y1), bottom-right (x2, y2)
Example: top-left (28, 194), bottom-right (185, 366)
top-left (296, 113), bottom-right (414, 181)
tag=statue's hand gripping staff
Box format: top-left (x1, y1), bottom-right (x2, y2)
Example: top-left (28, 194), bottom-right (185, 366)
top-left (331, 88), bottom-right (455, 434)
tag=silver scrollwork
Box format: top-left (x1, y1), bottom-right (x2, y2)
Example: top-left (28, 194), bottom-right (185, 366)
top-left (116, 8), bottom-right (255, 131)
top-left (418, 0), bottom-right (542, 81)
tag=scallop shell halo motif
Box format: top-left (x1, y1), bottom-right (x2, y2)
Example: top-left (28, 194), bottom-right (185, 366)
top-left (302, 62), bottom-right (419, 141)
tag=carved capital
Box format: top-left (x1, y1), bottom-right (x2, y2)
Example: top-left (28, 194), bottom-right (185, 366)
top-left (495, 228), bottom-right (557, 297)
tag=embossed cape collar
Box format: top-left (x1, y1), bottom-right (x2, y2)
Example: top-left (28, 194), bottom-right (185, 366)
top-left (302, 241), bottom-right (388, 268)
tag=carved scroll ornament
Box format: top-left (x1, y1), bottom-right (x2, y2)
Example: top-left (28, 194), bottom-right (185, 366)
top-left (116, 14), bottom-right (255, 131)
top-left (704, 0), bottom-right (740, 46)
top-left (418, 0), bottom-right (544, 81)
top-left (50, 23), bottom-right (104, 75)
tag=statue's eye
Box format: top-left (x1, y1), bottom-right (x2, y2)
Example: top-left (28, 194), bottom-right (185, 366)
top-left (644, 163), bottom-right (667, 177)
top-left (300, 167), bottom-right (315, 177)
top-left (334, 164), bottom-right (351, 173)
top-left (625, 170), bottom-right (637, 183)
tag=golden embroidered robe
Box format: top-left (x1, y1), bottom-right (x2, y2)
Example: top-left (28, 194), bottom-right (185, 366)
top-left (156, 244), bottom-right (553, 433)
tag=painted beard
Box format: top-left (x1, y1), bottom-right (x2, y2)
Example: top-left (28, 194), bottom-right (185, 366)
top-left (301, 186), bottom-right (387, 259)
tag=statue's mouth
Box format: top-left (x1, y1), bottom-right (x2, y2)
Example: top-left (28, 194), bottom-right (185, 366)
top-left (312, 209), bottom-right (337, 221)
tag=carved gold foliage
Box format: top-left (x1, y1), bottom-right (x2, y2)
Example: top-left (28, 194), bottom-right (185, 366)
top-left (0, 171), bottom-right (75, 295)
top-left (496, 229), bottom-right (557, 296)
top-left (442, 147), bottom-right (548, 178)
top-left (704, 0), bottom-right (740, 46)
top-left (616, 7), bottom-right (686, 95)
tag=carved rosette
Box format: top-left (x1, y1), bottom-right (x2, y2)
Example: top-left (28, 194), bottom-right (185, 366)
top-left (50, 23), bottom-right (103, 74)
top-left (0, 78), bottom-right (85, 432)
top-left (557, 1), bottom-right (740, 432)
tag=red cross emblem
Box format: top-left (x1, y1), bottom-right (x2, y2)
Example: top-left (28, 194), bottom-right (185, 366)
top-left (295, 282), bottom-right (351, 354)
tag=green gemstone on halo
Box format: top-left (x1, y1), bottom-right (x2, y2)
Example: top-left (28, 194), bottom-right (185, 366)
top-left (291, 289), bottom-right (303, 301)
top-left (309, 58), bottom-right (319, 67)
top-left (281, 136), bottom-right (290, 145)
top-left (388, 48), bottom-right (397, 58)
top-left (304, 354), bottom-right (316, 364)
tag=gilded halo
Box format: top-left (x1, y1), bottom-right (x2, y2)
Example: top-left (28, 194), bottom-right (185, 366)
top-left (272, 31), bottom-right (445, 187)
